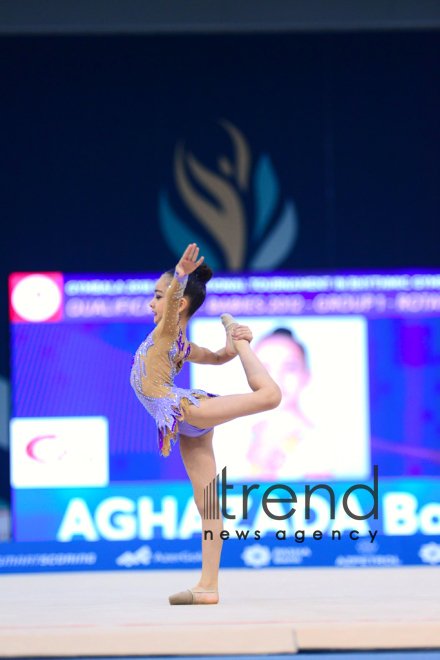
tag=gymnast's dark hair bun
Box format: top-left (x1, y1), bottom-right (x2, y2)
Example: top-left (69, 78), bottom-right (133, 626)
top-left (192, 263), bottom-right (213, 285)
top-left (184, 262), bottom-right (212, 315)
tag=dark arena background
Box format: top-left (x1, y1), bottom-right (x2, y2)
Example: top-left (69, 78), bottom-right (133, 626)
top-left (1, 1), bottom-right (440, 658)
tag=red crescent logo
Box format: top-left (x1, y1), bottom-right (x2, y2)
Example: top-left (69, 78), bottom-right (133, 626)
top-left (26, 435), bottom-right (67, 463)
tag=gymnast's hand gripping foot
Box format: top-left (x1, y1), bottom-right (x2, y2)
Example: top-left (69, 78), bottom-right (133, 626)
top-left (130, 243), bottom-right (282, 605)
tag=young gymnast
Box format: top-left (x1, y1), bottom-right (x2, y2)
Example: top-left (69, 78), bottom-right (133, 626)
top-left (130, 243), bottom-right (281, 605)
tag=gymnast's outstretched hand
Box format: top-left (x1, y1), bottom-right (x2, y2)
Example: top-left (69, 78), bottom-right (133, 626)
top-left (176, 243), bottom-right (205, 278)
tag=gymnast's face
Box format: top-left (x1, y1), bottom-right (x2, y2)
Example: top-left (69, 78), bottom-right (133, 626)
top-left (149, 275), bottom-right (170, 324)
top-left (254, 335), bottom-right (310, 406)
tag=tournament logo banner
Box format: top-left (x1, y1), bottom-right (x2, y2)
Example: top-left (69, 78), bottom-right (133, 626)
top-left (159, 120), bottom-right (298, 272)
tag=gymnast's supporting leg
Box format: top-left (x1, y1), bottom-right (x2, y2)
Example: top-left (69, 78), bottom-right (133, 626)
top-left (177, 429), bottom-right (222, 604)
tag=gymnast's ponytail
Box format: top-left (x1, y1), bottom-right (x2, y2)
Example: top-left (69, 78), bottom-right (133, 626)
top-left (166, 263), bottom-right (213, 317)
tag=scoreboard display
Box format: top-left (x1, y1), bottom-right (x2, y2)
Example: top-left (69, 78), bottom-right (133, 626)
top-left (8, 269), bottom-right (440, 550)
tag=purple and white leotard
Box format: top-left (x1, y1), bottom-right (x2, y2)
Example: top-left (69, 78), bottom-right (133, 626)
top-left (130, 271), bottom-right (216, 456)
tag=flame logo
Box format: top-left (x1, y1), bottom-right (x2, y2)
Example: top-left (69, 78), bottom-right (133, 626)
top-left (159, 119), bottom-right (298, 271)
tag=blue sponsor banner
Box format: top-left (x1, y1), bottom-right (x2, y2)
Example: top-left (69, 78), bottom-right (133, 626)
top-left (4, 477), bottom-right (440, 572)
top-left (1, 534), bottom-right (440, 575)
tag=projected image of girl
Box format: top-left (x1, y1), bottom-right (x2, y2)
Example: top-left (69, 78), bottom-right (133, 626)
top-left (247, 328), bottom-right (331, 480)
top-left (130, 243), bottom-right (281, 606)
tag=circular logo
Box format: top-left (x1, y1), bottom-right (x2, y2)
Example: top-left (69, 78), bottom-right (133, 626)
top-left (356, 540), bottom-right (379, 555)
top-left (11, 274), bottom-right (62, 322)
top-left (241, 544), bottom-right (271, 568)
top-left (418, 542), bottom-right (440, 565)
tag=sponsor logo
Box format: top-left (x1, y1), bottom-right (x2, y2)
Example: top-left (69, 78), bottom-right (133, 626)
top-left (356, 539), bottom-right (379, 555)
top-left (335, 554), bottom-right (401, 567)
top-left (241, 543), bottom-right (311, 568)
top-left (11, 417), bottom-right (109, 488)
top-left (0, 552), bottom-right (96, 569)
top-left (241, 544), bottom-right (271, 568)
top-left (115, 545), bottom-right (203, 568)
top-left (26, 435), bottom-right (67, 464)
top-left (418, 542), bottom-right (440, 565)
top-left (271, 546), bottom-right (312, 566)
top-left (116, 545), bottom-right (152, 567)
top-left (335, 539), bottom-right (389, 565)
top-left (9, 272), bottom-right (63, 323)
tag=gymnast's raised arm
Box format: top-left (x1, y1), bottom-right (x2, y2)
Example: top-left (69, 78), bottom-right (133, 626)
top-left (186, 324), bottom-right (253, 365)
top-left (153, 243), bottom-right (204, 339)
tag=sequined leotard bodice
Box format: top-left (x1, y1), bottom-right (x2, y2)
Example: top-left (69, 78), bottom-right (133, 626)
top-left (130, 270), bottom-right (215, 457)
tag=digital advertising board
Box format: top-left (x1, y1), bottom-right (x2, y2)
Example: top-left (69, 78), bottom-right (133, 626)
top-left (4, 269), bottom-right (440, 573)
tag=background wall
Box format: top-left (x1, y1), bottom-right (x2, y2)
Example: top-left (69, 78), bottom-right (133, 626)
top-left (2, 0), bottom-right (440, 33)
top-left (2, 31), bottom-right (440, 378)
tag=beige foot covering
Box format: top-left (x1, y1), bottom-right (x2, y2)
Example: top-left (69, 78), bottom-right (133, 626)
top-left (169, 589), bottom-right (219, 605)
top-left (221, 313), bottom-right (240, 355)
